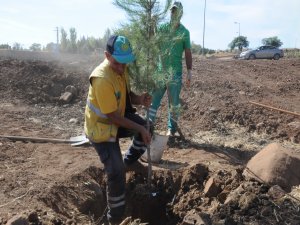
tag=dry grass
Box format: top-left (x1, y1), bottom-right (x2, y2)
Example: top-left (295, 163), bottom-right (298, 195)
top-left (290, 185), bottom-right (300, 200)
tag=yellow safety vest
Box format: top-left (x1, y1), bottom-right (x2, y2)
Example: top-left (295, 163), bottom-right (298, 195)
top-left (84, 59), bottom-right (131, 143)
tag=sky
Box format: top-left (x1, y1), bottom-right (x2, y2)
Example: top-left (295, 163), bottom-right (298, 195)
top-left (0, 0), bottom-right (299, 50)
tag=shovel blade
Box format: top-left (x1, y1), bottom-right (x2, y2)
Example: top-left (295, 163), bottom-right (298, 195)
top-left (71, 138), bottom-right (90, 147)
top-left (69, 135), bottom-right (90, 146)
top-left (70, 135), bottom-right (86, 142)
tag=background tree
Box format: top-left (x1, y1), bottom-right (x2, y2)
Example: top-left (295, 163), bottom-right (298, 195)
top-left (55, 27), bottom-right (107, 54)
top-left (103, 28), bottom-right (112, 45)
top-left (60, 28), bottom-right (68, 52)
top-left (189, 42), bottom-right (215, 55)
top-left (191, 42), bottom-right (202, 55)
top-left (77, 36), bottom-right (90, 54)
top-left (45, 42), bottom-right (57, 52)
top-left (87, 37), bottom-right (101, 52)
top-left (0, 44), bottom-right (11, 50)
top-left (228, 36), bottom-right (249, 51)
top-left (262, 36), bottom-right (283, 47)
top-left (68, 27), bottom-right (77, 53)
top-left (29, 43), bottom-right (42, 51)
top-left (12, 42), bottom-right (23, 50)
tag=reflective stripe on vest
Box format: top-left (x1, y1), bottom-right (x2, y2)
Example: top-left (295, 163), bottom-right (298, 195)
top-left (87, 99), bottom-right (107, 119)
top-left (87, 98), bottom-right (114, 127)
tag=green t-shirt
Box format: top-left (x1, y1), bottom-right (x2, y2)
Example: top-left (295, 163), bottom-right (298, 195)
top-left (158, 22), bottom-right (191, 74)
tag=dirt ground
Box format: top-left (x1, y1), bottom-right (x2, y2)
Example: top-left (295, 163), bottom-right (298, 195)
top-left (0, 53), bottom-right (300, 225)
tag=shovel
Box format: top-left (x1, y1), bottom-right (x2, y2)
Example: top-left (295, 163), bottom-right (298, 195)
top-left (0, 134), bottom-right (90, 146)
top-left (70, 135), bottom-right (90, 146)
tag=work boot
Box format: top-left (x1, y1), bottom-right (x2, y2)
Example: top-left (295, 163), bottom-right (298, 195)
top-left (125, 160), bottom-right (148, 176)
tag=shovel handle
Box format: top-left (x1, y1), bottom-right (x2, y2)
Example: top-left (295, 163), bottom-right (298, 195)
top-left (249, 101), bottom-right (300, 117)
top-left (0, 135), bottom-right (74, 144)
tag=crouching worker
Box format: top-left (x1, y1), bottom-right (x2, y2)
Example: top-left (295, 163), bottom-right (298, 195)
top-left (84, 35), bottom-right (153, 224)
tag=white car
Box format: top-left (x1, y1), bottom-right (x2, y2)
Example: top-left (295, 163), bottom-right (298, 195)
top-left (240, 46), bottom-right (284, 60)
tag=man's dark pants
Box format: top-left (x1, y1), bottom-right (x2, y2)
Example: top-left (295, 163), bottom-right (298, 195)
top-left (91, 112), bottom-right (151, 223)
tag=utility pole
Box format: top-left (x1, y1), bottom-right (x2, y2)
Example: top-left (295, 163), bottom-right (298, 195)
top-left (56, 27), bottom-right (59, 46)
top-left (54, 27), bottom-right (59, 53)
top-left (202, 0), bottom-right (206, 56)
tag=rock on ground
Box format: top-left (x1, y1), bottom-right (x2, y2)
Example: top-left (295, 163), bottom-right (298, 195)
top-left (243, 143), bottom-right (300, 191)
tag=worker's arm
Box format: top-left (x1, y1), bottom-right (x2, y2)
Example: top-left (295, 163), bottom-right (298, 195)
top-left (129, 92), bottom-right (152, 108)
top-left (106, 111), bottom-right (151, 144)
top-left (185, 48), bottom-right (193, 87)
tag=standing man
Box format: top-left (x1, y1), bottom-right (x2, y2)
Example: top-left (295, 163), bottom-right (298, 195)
top-left (84, 35), bottom-right (152, 224)
top-left (149, 1), bottom-right (193, 136)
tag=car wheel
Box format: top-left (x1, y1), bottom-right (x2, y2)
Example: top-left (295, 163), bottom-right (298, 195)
top-left (273, 54), bottom-right (280, 60)
top-left (248, 54), bottom-right (256, 60)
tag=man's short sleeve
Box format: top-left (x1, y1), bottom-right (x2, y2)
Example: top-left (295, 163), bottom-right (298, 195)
top-left (92, 77), bottom-right (118, 114)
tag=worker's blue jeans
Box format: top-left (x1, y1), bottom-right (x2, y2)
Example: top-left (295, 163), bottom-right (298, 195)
top-left (91, 112), bottom-right (152, 223)
top-left (149, 76), bottom-right (182, 133)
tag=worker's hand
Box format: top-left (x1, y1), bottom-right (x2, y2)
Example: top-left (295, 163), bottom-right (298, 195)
top-left (140, 126), bottom-right (151, 145)
top-left (185, 69), bottom-right (192, 88)
top-left (140, 93), bottom-right (152, 108)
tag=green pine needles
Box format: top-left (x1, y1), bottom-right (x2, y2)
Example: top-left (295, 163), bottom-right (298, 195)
top-left (113, 0), bottom-right (175, 93)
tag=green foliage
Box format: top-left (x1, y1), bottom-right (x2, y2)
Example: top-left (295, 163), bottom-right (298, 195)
top-left (191, 42), bottom-right (201, 54)
top-left (228, 36), bottom-right (249, 51)
top-left (68, 27), bottom-right (77, 53)
top-left (204, 48), bottom-right (215, 55)
top-left (12, 43), bottom-right (23, 50)
top-left (29, 43), bottom-right (42, 51)
top-left (76, 36), bottom-right (88, 54)
top-left (284, 48), bottom-right (300, 58)
top-left (113, 0), bottom-right (173, 93)
top-left (60, 28), bottom-right (68, 52)
top-left (0, 44), bottom-right (11, 50)
top-left (103, 28), bottom-right (111, 44)
top-left (2, 26), bottom-right (110, 54)
top-left (190, 42), bottom-right (215, 55)
top-left (45, 42), bottom-right (57, 52)
top-left (262, 36), bottom-right (283, 47)
top-left (55, 27), bottom-right (110, 54)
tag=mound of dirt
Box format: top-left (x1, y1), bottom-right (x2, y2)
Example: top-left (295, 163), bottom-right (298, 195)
top-left (0, 59), bottom-right (89, 105)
